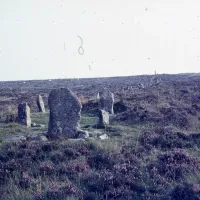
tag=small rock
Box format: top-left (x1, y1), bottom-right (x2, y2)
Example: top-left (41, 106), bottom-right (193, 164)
top-left (68, 138), bottom-right (85, 142)
top-left (27, 134), bottom-right (38, 140)
top-left (27, 134), bottom-right (48, 142)
top-left (87, 137), bottom-right (96, 140)
top-left (94, 130), bottom-right (103, 135)
top-left (31, 123), bottom-right (45, 128)
top-left (31, 123), bottom-right (37, 127)
top-left (4, 135), bottom-right (27, 142)
top-left (97, 133), bottom-right (109, 140)
top-left (82, 125), bottom-right (91, 128)
top-left (39, 124), bottom-right (45, 128)
top-left (77, 130), bottom-right (89, 139)
top-left (39, 136), bottom-right (48, 141)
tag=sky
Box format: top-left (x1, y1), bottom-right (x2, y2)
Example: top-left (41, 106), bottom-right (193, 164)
top-left (0, 0), bottom-right (200, 81)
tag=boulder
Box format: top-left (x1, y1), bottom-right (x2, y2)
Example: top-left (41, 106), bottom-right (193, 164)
top-left (48, 88), bottom-right (82, 138)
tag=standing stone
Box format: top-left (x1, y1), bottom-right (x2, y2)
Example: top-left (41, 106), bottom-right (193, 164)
top-left (18, 103), bottom-right (31, 127)
top-left (98, 110), bottom-right (109, 128)
top-left (37, 95), bottom-right (45, 113)
top-left (98, 88), bottom-right (114, 114)
top-left (48, 88), bottom-right (82, 138)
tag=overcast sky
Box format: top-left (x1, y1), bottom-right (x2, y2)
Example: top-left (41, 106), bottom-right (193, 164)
top-left (0, 0), bottom-right (200, 81)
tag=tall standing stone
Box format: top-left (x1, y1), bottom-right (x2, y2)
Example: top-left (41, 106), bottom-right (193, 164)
top-left (98, 110), bottom-right (109, 128)
top-left (48, 88), bottom-right (82, 138)
top-left (18, 103), bottom-right (31, 127)
top-left (98, 88), bottom-right (114, 114)
top-left (37, 95), bottom-right (45, 113)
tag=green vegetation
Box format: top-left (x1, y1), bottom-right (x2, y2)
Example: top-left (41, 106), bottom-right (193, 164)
top-left (31, 112), bottom-right (49, 125)
top-left (1, 74), bottom-right (200, 199)
top-left (0, 123), bottom-right (29, 143)
top-left (1, 112), bottom-right (200, 199)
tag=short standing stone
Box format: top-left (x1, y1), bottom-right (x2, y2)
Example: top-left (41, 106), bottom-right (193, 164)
top-left (37, 95), bottom-right (45, 112)
top-left (48, 88), bottom-right (82, 138)
top-left (18, 103), bottom-right (31, 126)
top-left (98, 88), bottom-right (114, 114)
top-left (98, 110), bottom-right (109, 128)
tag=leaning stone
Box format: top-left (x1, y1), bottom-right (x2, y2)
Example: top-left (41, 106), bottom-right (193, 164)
top-left (98, 88), bottom-right (114, 114)
top-left (98, 110), bottom-right (109, 128)
top-left (37, 95), bottom-right (45, 113)
top-left (48, 88), bottom-right (82, 138)
top-left (18, 103), bottom-right (31, 127)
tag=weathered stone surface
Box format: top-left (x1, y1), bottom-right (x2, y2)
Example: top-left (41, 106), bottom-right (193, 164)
top-left (37, 95), bottom-right (45, 113)
top-left (48, 88), bottom-right (82, 138)
top-left (98, 110), bottom-right (109, 128)
top-left (98, 88), bottom-right (114, 114)
top-left (18, 103), bottom-right (31, 127)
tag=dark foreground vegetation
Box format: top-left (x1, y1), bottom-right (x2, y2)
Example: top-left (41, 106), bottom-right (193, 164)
top-left (1, 73), bottom-right (200, 199)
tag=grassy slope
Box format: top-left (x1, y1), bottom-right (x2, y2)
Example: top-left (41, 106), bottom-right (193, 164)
top-left (1, 112), bottom-right (200, 199)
